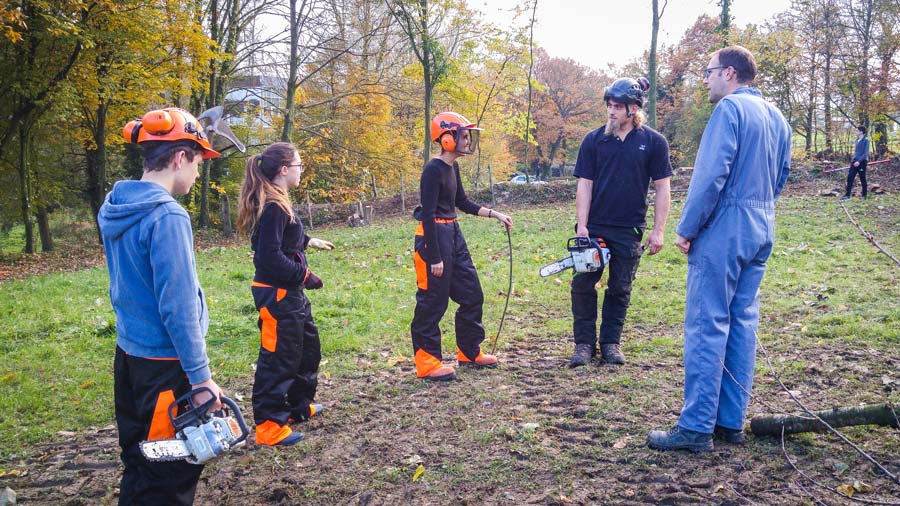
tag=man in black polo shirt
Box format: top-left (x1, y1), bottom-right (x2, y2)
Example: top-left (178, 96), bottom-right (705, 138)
top-left (569, 77), bottom-right (672, 367)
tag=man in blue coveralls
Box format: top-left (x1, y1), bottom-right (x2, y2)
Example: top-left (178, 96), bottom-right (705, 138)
top-left (647, 46), bottom-right (791, 452)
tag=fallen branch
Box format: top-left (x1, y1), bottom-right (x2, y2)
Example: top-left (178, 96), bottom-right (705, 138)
top-left (840, 202), bottom-right (900, 268)
top-left (758, 339), bottom-right (900, 487)
top-left (781, 426), bottom-right (900, 505)
top-left (751, 403), bottom-right (900, 436)
top-left (823, 159), bottom-right (893, 173)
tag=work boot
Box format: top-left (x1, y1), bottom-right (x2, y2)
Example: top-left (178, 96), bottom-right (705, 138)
top-left (569, 343), bottom-right (595, 368)
top-left (422, 365), bottom-right (456, 381)
top-left (713, 425), bottom-right (745, 444)
top-left (647, 425), bottom-right (714, 452)
top-left (457, 349), bottom-right (499, 368)
top-left (600, 343), bottom-right (625, 365)
top-left (256, 420), bottom-right (304, 446)
top-left (288, 403), bottom-right (324, 424)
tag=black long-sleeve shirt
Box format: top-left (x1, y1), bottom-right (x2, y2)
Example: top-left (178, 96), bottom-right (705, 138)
top-left (419, 158), bottom-right (481, 264)
top-left (251, 203), bottom-right (310, 289)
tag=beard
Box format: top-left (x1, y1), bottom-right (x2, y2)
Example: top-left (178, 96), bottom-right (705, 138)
top-left (604, 116), bottom-right (622, 136)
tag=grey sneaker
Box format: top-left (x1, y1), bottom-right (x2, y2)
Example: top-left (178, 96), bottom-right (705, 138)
top-left (569, 343), bottom-right (595, 368)
top-left (713, 425), bottom-right (745, 444)
top-left (600, 343), bottom-right (625, 365)
top-left (840, 195), bottom-right (851, 201)
top-left (647, 425), bottom-right (714, 452)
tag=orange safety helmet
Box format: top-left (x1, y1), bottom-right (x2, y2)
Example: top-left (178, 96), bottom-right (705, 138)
top-left (122, 108), bottom-right (221, 159)
top-left (430, 111), bottom-right (482, 155)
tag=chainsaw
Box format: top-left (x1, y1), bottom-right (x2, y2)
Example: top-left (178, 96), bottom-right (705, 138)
top-left (139, 387), bottom-right (249, 465)
top-left (540, 236), bottom-right (611, 277)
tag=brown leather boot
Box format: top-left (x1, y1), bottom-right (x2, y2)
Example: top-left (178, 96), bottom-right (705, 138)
top-left (422, 365), bottom-right (457, 381)
top-left (457, 349), bottom-right (499, 368)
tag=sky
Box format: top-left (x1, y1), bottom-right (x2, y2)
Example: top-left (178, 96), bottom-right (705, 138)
top-left (475, 0), bottom-right (793, 71)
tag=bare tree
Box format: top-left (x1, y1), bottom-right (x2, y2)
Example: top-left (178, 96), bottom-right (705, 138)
top-left (648, 0), bottom-right (667, 129)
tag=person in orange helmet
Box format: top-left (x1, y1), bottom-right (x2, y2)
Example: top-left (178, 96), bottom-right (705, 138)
top-left (410, 112), bottom-right (514, 381)
top-left (99, 107), bottom-right (225, 505)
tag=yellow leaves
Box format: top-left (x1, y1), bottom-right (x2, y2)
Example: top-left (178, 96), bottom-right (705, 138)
top-left (412, 464), bottom-right (425, 482)
top-left (209, 181), bottom-right (227, 196)
top-left (837, 481), bottom-right (873, 497)
top-left (80, 380), bottom-right (95, 389)
top-left (0, 372), bottom-right (17, 383)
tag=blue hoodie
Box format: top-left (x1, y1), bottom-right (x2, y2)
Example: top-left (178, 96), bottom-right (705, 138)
top-left (98, 180), bottom-right (210, 384)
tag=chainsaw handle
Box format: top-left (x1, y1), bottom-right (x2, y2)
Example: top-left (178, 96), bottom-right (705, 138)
top-left (219, 396), bottom-right (250, 445)
top-left (567, 236), bottom-right (606, 251)
top-left (169, 387), bottom-right (218, 432)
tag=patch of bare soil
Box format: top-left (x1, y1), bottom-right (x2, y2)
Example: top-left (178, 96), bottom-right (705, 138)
top-left (3, 318), bottom-right (899, 505)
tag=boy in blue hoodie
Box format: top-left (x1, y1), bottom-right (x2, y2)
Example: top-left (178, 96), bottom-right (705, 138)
top-left (98, 108), bottom-right (224, 505)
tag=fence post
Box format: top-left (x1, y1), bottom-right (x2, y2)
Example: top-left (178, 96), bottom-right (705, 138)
top-left (220, 193), bottom-right (233, 238)
top-left (400, 171), bottom-right (406, 215)
top-left (488, 163), bottom-right (495, 208)
top-left (306, 191), bottom-right (313, 230)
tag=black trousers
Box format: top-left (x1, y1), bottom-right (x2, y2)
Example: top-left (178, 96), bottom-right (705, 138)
top-left (114, 346), bottom-right (203, 506)
top-left (571, 225), bottom-right (643, 347)
top-left (846, 160), bottom-right (868, 197)
top-left (411, 221), bottom-right (485, 369)
top-left (251, 284), bottom-right (320, 425)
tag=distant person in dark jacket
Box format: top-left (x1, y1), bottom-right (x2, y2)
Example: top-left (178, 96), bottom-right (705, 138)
top-left (843, 126), bottom-right (869, 200)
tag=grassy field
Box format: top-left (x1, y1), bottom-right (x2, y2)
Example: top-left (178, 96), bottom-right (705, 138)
top-left (1, 190), bottom-right (899, 504)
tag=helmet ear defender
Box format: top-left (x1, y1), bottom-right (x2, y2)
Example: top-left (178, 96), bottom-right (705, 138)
top-left (440, 131), bottom-right (457, 152)
top-left (142, 110), bottom-right (176, 135)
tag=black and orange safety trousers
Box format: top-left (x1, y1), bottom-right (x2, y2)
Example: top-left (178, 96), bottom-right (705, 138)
top-left (250, 282), bottom-right (320, 427)
top-left (114, 346), bottom-right (203, 506)
top-left (411, 219), bottom-right (486, 377)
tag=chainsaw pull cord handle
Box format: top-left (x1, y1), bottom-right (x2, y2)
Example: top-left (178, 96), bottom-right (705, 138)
top-left (489, 225), bottom-right (513, 355)
top-left (219, 396), bottom-right (250, 445)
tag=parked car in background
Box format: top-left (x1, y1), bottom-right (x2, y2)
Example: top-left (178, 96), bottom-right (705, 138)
top-left (509, 174), bottom-right (548, 185)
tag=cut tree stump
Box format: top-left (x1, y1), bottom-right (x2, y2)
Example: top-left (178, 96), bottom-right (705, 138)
top-left (750, 403), bottom-right (900, 436)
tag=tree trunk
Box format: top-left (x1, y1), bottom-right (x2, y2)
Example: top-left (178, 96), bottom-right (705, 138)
top-left (18, 126), bottom-right (35, 254)
top-left (648, 0), bottom-right (662, 128)
top-left (199, 160), bottom-right (210, 227)
top-left (523, 0), bottom-right (537, 176)
top-left (804, 65), bottom-right (815, 157)
top-left (717, 0), bottom-right (732, 45)
top-left (36, 206), bottom-right (54, 252)
top-left (750, 403), bottom-right (900, 436)
top-left (823, 52), bottom-right (833, 155)
top-left (282, 0), bottom-right (301, 142)
top-left (421, 0), bottom-right (432, 163)
top-left (87, 101), bottom-right (109, 244)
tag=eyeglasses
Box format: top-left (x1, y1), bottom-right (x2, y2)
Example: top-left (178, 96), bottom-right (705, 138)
top-left (704, 66), bottom-right (726, 78)
top-left (286, 163), bottom-right (303, 169)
